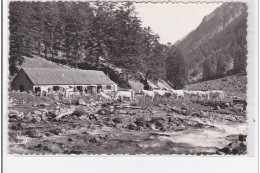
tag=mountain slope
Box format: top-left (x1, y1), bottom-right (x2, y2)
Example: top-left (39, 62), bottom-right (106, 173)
top-left (175, 2), bottom-right (247, 83)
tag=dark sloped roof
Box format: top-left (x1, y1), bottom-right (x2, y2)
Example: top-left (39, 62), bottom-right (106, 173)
top-left (157, 80), bottom-right (174, 90)
top-left (21, 68), bottom-right (115, 85)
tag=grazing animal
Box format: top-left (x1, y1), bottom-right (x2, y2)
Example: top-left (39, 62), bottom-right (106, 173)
top-left (197, 91), bottom-right (210, 100)
top-left (141, 90), bottom-right (155, 101)
top-left (99, 91), bottom-right (112, 100)
top-left (65, 88), bottom-right (74, 98)
top-left (153, 89), bottom-right (169, 100)
top-left (170, 90), bottom-right (185, 100)
top-left (209, 90), bottom-right (225, 101)
top-left (184, 90), bottom-right (198, 101)
top-left (128, 89), bottom-right (135, 99)
top-left (115, 91), bottom-right (133, 102)
top-left (40, 86), bottom-right (50, 96)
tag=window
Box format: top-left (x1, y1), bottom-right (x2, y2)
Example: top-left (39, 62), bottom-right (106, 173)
top-left (53, 86), bottom-right (60, 91)
top-left (106, 85), bottom-right (112, 89)
top-left (19, 85), bottom-right (24, 92)
top-left (77, 86), bottom-right (82, 91)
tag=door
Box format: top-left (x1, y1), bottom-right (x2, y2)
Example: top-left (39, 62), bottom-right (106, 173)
top-left (19, 85), bottom-right (24, 92)
top-left (97, 85), bottom-right (102, 93)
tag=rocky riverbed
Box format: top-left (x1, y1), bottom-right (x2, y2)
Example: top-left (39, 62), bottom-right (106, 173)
top-left (8, 91), bottom-right (247, 155)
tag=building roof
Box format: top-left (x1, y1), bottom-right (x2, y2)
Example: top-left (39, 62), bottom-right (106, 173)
top-left (157, 80), bottom-right (174, 90)
top-left (20, 68), bottom-right (115, 85)
top-left (147, 80), bottom-right (159, 89)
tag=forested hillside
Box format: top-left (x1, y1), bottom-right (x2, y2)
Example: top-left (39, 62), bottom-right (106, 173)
top-left (175, 2), bottom-right (247, 83)
top-left (9, 1), bottom-right (186, 88)
top-left (9, 2), bottom-right (247, 88)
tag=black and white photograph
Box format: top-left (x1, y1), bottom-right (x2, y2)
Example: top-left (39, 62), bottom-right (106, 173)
top-left (7, 1), bottom-right (250, 155)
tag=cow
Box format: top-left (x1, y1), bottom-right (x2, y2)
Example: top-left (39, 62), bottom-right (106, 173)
top-left (184, 90), bottom-right (198, 101)
top-left (115, 91), bottom-right (133, 102)
top-left (153, 89), bottom-right (169, 100)
top-left (141, 90), bottom-right (155, 101)
top-left (64, 88), bottom-right (74, 98)
top-left (40, 86), bottom-right (51, 96)
top-left (209, 90), bottom-right (226, 101)
top-left (170, 90), bottom-right (185, 100)
top-left (197, 91), bottom-right (210, 100)
top-left (99, 91), bottom-right (112, 101)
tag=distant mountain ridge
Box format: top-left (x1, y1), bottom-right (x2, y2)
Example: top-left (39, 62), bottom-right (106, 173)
top-left (175, 2), bottom-right (247, 83)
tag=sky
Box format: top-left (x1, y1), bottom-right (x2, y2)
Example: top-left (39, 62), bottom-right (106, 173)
top-left (134, 3), bottom-right (222, 44)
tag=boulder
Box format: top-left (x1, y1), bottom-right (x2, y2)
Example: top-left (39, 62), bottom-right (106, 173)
top-left (9, 110), bottom-right (23, 119)
top-left (53, 96), bottom-right (59, 101)
top-left (118, 110), bottom-right (127, 114)
top-left (214, 106), bottom-right (221, 110)
top-left (39, 103), bottom-right (50, 107)
top-left (38, 109), bottom-right (48, 113)
top-left (239, 134), bottom-right (247, 142)
top-left (25, 130), bottom-right (41, 138)
top-left (41, 114), bottom-right (48, 121)
top-left (33, 110), bottom-right (42, 115)
top-left (24, 113), bottom-right (33, 120)
top-left (55, 101), bottom-right (61, 106)
top-left (77, 99), bottom-right (87, 106)
top-left (225, 103), bottom-right (230, 107)
top-left (32, 116), bottom-right (42, 122)
top-left (112, 117), bottom-right (123, 124)
top-left (55, 106), bottom-right (61, 110)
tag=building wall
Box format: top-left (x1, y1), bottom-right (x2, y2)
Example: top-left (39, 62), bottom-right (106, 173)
top-left (11, 69), bottom-right (118, 93)
top-left (11, 69), bottom-right (34, 91)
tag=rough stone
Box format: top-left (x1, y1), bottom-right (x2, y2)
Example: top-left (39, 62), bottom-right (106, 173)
top-left (77, 99), bottom-right (87, 106)
top-left (33, 110), bottom-right (42, 115)
top-left (214, 106), bottom-right (221, 110)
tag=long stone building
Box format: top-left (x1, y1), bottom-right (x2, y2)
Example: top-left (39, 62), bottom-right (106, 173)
top-left (11, 68), bottom-right (118, 93)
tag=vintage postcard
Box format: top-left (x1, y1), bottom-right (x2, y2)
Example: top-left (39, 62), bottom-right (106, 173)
top-left (4, 0), bottom-right (256, 157)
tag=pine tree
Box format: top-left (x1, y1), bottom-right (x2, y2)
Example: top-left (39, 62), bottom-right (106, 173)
top-left (166, 46), bottom-right (187, 89)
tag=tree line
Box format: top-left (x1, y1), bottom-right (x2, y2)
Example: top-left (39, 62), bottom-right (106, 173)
top-left (9, 1), bottom-right (187, 88)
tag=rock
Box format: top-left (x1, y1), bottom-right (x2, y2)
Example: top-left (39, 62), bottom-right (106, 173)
top-left (218, 146), bottom-right (232, 154)
top-left (239, 134), bottom-right (247, 141)
top-left (33, 103), bottom-right (38, 107)
top-left (79, 115), bottom-right (87, 120)
top-left (10, 122), bottom-right (23, 130)
top-left (25, 130), bottom-right (41, 138)
top-left (45, 132), bottom-right (51, 137)
top-left (225, 103), bottom-right (230, 107)
top-left (214, 106), bottom-right (221, 110)
top-left (41, 114), bottom-right (48, 121)
top-left (55, 106), bottom-right (61, 110)
top-left (24, 113), bottom-right (33, 120)
top-left (128, 123), bottom-right (137, 130)
top-left (158, 104), bottom-right (164, 108)
top-left (190, 111), bottom-right (201, 117)
top-left (98, 108), bottom-right (110, 115)
top-left (32, 116), bottom-right (42, 122)
top-left (118, 110), bottom-right (127, 114)
top-left (9, 110), bottom-right (23, 119)
top-left (55, 101), bottom-right (61, 106)
top-left (113, 117), bottom-right (123, 124)
top-left (53, 96), bottom-right (59, 101)
top-left (228, 141), bottom-right (241, 149)
top-left (68, 138), bottom-right (73, 142)
top-left (39, 103), bottom-right (50, 107)
top-left (200, 111), bottom-right (208, 117)
top-left (38, 109), bottom-right (48, 113)
top-left (77, 99), bottom-right (87, 106)
top-left (49, 128), bottom-right (61, 135)
top-left (33, 110), bottom-right (42, 115)
top-left (89, 137), bottom-right (101, 143)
